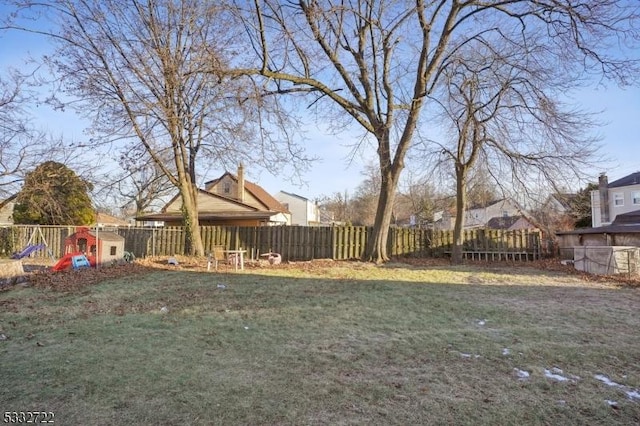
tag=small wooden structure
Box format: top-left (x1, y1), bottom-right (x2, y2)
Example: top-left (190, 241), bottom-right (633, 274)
top-left (556, 224), bottom-right (640, 260)
top-left (64, 227), bottom-right (125, 265)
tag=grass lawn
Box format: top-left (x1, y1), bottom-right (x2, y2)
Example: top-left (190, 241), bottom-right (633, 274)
top-left (1, 260), bottom-right (639, 425)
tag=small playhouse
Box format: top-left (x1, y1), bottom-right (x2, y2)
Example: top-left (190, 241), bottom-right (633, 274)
top-left (62, 227), bottom-right (125, 266)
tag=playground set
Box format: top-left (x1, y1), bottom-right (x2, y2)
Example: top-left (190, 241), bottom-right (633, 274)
top-left (11, 226), bottom-right (55, 262)
top-left (12, 226), bottom-right (125, 272)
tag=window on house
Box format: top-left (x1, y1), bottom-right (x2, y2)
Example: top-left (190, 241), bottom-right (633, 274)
top-left (223, 182), bottom-right (230, 194)
top-left (110, 246), bottom-right (117, 256)
top-left (502, 211), bottom-right (509, 218)
top-left (633, 191), bottom-right (640, 205)
top-left (613, 192), bottom-right (624, 207)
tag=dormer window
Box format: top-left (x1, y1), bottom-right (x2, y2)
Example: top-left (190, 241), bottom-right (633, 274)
top-left (224, 182), bottom-right (231, 194)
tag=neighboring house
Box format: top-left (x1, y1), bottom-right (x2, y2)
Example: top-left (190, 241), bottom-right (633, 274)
top-left (432, 209), bottom-right (455, 230)
top-left (556, 172), bottom-right (640, 256)
top-left (431, 199), bottom-right (526, 230)
top-left (591, 172), bottom-right (640, 227)
top-left (94, 212), bottom-right (131, 228)
top-left (0, 201), bottom-right (15, 225)
top-left (465, 198), bottom-right (523, 228)
top-left (136, 164), bottom-right (290, 226)
top-left (275, 191), bottom-right (320, 226)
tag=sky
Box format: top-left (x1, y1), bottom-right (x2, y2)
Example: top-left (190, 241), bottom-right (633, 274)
top-left (1, 7), bottom-right (639, 208)
top-left (0, 18), bottom-right (374, 204)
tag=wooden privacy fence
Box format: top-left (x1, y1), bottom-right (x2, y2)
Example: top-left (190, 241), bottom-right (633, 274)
top-left (0, 225), bottom-right (542, 262)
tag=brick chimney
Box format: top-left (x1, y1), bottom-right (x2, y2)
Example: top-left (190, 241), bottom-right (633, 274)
top-left (237, 163), bottom-right (245, 202)
top-left (598, 172), bottom-right (609, 224)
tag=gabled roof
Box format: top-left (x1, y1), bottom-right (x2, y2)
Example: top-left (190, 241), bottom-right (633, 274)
top-left (205, 172), bottom-right (288, 213)
top-left (160, 188), bottom-right (259, 213)
top-left (609, 172), bottom-right (640, 188)
top-left (277, 190), bottom-right (310, 202)
top-left (468, 198), bottom-right (512, 210)
top-left (245, 179), bottom-right (288, 213)
top-left (204, 173), bottom-right (230, 188)
top-left (557, 224), bottom-right (640, 235)
top-left (487, 214), bottom-right (540, 230)
top-left (487, 215), bottom-right (526, 229)
top-left (95, 212), bottom-right (130, 226)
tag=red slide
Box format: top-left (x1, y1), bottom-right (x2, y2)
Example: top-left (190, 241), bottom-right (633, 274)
top-left (51, 252), bottom-right (93, 272)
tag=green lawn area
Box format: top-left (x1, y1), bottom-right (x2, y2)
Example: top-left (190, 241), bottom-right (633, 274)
top-left (1, 262), bottom-right (639, 425)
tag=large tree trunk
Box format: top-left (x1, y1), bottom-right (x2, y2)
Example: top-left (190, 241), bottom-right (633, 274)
top-left (365, 165), bottom-right (401, 263)
top-left (452, 165), bottom-right (467, 265)
top-left (179, 180), bottom-right (204, 256)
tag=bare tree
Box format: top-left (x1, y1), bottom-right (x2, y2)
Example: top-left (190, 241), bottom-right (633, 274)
top-left (117, 162), bottom-right (174, 217)
top-left (465, 168), bottom-right (500, 210)
top-left (234, 0), bottom-right (639, 262)
top-left (0, 66), bottom-right (83, 201)
top-left (0, 69), bottom-right (30, 197)
top-left (428, 40), bottom-right (602, 263)
top-left (396, 173), bottom-right (443, 227)
top-left (96, 144), bottom-right (175, 217)
top-left (6, 0), bottom-right (307, 255)
top-left (318, 191), bottom-right (351, 224)
top-left (348, 162), bottom-right (380, 225)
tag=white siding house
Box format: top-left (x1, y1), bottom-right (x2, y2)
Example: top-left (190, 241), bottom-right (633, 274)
top-left (275, 191), bottom-right (320, 226)
top-left (432, 198), bottom-right (524, 230)
top-left (591, 172), bottom-right (640, 227)
top-left (463, 198), bottom-right (523, 229)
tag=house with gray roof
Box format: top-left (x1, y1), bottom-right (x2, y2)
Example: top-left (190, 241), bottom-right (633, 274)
top-left (591, 172), bottom-right (640, 227)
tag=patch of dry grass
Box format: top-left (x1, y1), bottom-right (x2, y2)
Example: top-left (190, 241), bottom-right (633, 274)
top-left (1, 260), bottom-right (639, 425)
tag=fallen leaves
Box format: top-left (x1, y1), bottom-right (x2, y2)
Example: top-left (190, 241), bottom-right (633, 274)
top-left (4, 252), bottom-right (638, 294)
top-left (28, 262), bottom-right (154, 291)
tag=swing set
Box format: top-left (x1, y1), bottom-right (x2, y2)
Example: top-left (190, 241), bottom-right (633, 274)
top-left (11, 226), bottom-right (56, 263)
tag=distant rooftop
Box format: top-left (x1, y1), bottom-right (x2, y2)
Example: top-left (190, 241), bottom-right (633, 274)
top-left (609, 171), bottom-right (640, 188)
top-left (278, 190), bottom-right (310, 201)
